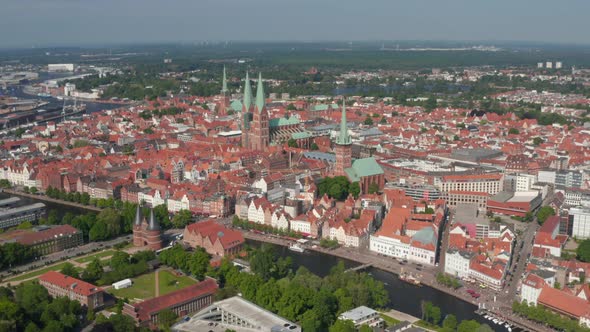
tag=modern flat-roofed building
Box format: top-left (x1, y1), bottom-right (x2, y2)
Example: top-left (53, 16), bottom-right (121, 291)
top-left (487, 191), bottom-right (542, 217)
top-left (338, 306), bottom-right (385, 329)
top-left (172, 296), bottom-right (301, 332)
top-left (0, 203), bottom-right (46, 229)
top-left (568, 207), bottom-right (590, 239)
top-left (123, 278), bottom-right (217, 328)
top-left (440, 173), bottom-right (503, 195)
top-left (39, 271), bottom-right (104, 309)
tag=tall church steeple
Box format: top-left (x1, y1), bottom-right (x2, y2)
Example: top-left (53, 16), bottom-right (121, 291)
top-left (221, 66), bottom-right (228, 94)
top-left (336, 101), bottom-right (352, 145)
top-left (334, 100), bottom-right (352, 176)
top-left (255, 72), bottom-right (265, 112)
top-left (243, 72), bottom-right (253, 112)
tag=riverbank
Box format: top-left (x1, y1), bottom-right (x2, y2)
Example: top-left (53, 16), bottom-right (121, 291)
top-left (243, 231), bottom-right (548, 332)
top-left (2, 189), bottom-right (102, 212)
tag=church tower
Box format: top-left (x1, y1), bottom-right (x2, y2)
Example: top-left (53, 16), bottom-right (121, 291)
top-left (241, 72), bottom-right (254, 149)
top-left (334, 101), bottom-right (352, 176)
top-left (219, 66), bottom-right (230, 115)
top-left (250, 73), bottom-right (270, 151)
top-left (133, 205), bottom-right (163, 250)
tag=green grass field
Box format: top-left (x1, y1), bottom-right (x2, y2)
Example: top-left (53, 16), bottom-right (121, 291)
top-left (5, 262), bottom-right (70, 282)
top-left (74, 250), bottom-right (116, 264)
top-left (158, 270), bottom-right (198, 296)
top-left (109, 272), bottom-right (156, 301)
top-left (108, 269), bottom-right (198, 301)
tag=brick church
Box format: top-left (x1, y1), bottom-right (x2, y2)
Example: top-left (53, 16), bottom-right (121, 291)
top-left (240, 72), bottom-right (270, 151)
top-left (334, 102), bottom-right (385, 194)
top-left (133, 205), bottom-right (163, 250)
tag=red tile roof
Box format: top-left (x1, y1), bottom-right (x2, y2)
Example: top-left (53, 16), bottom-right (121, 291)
top-left (538, 285), bottom-right (590, 319)
top-left (17, 225), bottom-right (80, 246)
top-left (39, 271), bottom-right (102, 296)
top-left (131, 278), bottom-right (217, 322)
top-left (185, 220), bottom-right (244, 249)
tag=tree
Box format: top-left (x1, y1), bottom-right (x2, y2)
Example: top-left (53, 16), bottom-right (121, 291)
top-left (310, 142), bottom-right (319, 150)
top-left (250, 245), bottom-right (276, 280)
top-left (15, 283), bottom-right (49, 321)
top-left (349, 182), bottom-right (360, 199)
top-left (368, 182), bottom-right (380, 194)
top-left (425, 96), bottom-right (437, 111)
top-left (172, 210), bottom-right (192, 228)
top-left (158, 308), bottom-right (177, 330)
top-left (82, 258), bottom-right (104, 283)
top-left (287, 138), bottom-right (298, 148)
top-left (476, 324), bottom-right (494, 332)
top-left (97, 208), bottom-right (122, 238)
top-left (329, 184), bottom-right (344, 200)
top-left (29, 187), bottom-right (38, 194)
top-left (457, 320), bottom-right (480, 332)
top-left (430, 305), bottom-right (442, 326)
top-left (329, 319), bottom-right (356, 332)
top-left (533, 137), bottom-right (544, 146)
top-left (536, 206), bottom-right (555, 225)
top-left (364, 116), bottom-right (374, 126)
top-left (508, 128), bottom-right (520, 135)
top-left (443, 314), bottom-right (458, 330)
top-left (110, 251), bottom-right (131, 271)
top-left (61, 262), bottom-right (79, 279)
top-left (287, 103), bottom-right (297, 111)
top-left (189, 248), bottom-right (211, 280)
top-left (577, 239), bottom-right (590, 262)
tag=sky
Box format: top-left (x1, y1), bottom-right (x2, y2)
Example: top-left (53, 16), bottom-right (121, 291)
top-left (1, 0), bottom-right (589, 47)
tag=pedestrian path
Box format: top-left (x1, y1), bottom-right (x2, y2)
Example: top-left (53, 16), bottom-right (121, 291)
top-left (382, 309), bottom-right (420, 323)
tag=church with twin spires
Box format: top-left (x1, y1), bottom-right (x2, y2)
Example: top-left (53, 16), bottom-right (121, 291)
top-left (240, 72), bottom-right (270, 151)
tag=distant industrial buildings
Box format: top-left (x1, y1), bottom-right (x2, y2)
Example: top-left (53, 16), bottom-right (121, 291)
top-left (47, 64), bottom-right (75, 72)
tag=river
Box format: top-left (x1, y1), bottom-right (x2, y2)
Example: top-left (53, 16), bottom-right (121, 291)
top-left (248, 240), bottom-right (514, 332)
top-left (0, 195), bottom-right (513, 331)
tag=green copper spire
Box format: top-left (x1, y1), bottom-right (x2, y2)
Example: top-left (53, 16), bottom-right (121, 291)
top-left (243, 72), bottom-right (253, 110)
top-left (336, 100), bottom-right (351, 145)
top-left (221, 66), bottom-right (228, 94)
top-left (255, 72), bottom-right (265, 112)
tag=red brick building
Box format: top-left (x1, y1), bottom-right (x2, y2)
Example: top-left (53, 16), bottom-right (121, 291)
top-left (183, 219), bottom-right (244, 257)
top-left (39, 271), bottom-right (104, 309)
top-left (123, 278), bottom-right (217, 329)
top-left (133, 206), bottom-right (163, 250)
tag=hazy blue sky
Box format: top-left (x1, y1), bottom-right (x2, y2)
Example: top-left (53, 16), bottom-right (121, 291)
top-left (1, 0), bottom-right (588, 47)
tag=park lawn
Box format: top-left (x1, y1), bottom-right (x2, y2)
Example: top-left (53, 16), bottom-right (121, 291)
top-left (5, 262), bottom-right (70, 282)
top-left (158, 270), bottom-right (198, 296)
top-left (109, 272), bottom-right (156, 301)
top-left (74, 250), bottom-right (116, 264)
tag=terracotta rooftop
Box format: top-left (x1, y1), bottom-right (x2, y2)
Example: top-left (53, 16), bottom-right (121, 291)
top-left (185, 220), bottom-right (244, 249)
top-left (39, 271), bottom-right (102, 296)
top-left (131, 278), bottom-right (218, 322)
top-left (538, 285), bottom-right (590, 319)
top-left (17, 225), bottom-right (80, 246)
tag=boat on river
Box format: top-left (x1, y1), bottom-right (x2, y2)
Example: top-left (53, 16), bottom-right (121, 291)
top-left (288, 243), bottom-right (305, 253)
top-left (399, 270), bottom-right (422, 286)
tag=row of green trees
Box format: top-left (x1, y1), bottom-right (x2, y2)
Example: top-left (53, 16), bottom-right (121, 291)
top-left (318, 176), bottom-right (360, 200)
top-left (158, 244), bottom-right (212, 281)
top-left (0, 283), bottom-right (85, 332)
top-left (0, 242), bottom-right (36, 270)
top-left (512, 300), bottom-right (590, 332)
top-left (422, 301), bottom-right (490, 332)
top-left (209, 244), bottom-right (388, 332)
top-left (231, 216), bottom-right (304, 239)
top-left (76, 250), bottom-right (156, 286)
top-left (436, 272), bottom-right (462, 289)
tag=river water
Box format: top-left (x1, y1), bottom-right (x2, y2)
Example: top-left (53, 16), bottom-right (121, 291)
top-left (248, 240), bottom-right (513, 332)
top-left (0, 194), bottom-right (513, 331)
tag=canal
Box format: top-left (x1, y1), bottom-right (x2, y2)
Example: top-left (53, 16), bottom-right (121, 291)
top-left (248, 240), bottom-right (513, 332)
top-left (1, 191), bottom-right (513, 331)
